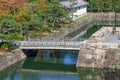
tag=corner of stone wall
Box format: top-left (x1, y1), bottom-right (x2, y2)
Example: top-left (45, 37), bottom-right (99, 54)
top-left (77, 26), bottom-right (120, 69)
top-left (0, 49), bottom-right (26, 71)
top-left (77, 44), bottom-right (120, 69)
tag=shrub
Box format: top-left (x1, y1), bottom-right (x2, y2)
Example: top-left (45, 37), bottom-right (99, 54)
top-left (0, 43), bottom-right (10, 50)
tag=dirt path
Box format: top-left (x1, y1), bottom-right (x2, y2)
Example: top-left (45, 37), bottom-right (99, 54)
top-left (0, 50), bottom-right (8, 56)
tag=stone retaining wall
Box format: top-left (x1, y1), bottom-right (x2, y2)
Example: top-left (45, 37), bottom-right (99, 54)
top-left (39, 14), bottom-right (94, 40)
top-left (77, 27), bottom-right (120, 69)
top-left (94, 12), bottom-right (120, 25)
top-left (0, 49), bottom-right (26, 71)
top-left (94, 12), bottom-right (120, 21)
top-left (77, 43), bottom-right (120, 69)
top-left (38, 12), bottom-right (120, 41)
top-left (0, 60), bottom-right (24, 79)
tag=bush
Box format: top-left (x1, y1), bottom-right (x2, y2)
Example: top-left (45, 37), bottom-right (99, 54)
top-left (0, 43), bottom-right (10, 50)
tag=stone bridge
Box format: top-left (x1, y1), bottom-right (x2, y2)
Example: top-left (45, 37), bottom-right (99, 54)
top-left (20, 41), bottom-right (82, 50)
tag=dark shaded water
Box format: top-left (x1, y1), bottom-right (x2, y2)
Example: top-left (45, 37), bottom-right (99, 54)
top-left (23, 50), bottom-right (78, 72)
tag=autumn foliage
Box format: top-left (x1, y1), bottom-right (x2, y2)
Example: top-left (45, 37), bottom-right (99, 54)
top-left (40, 2), bottom-right (47, 13)
top-left (0, 0), bottom-right (28, 14)
top-left (0, 0), bottom-right (70, 39)
top-left (14, 10), bottom-right (28, 24)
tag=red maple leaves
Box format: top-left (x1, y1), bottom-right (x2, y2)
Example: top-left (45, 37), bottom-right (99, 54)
top-left (0, 0), bottom-right (28, 14)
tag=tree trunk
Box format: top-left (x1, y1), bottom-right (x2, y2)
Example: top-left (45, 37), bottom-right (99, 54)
top-left (20, 26), bottom-right (23, 35)
top-left (112, 12), bottom-right (116, 34)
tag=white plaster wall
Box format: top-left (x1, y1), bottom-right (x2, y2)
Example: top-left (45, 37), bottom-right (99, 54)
top-left (73, 7), bottom-right (87, 16)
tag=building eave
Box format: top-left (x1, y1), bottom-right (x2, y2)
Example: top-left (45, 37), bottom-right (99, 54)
top-left (61, 0), bottom-right (88, 8)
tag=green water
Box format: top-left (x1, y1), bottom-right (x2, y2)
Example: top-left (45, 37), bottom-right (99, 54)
top-left (0, 50), bottom-right (80, 80)
top-left (23, 57), bottom-right (76, 72)
top-left (66, 24), bottom-right (102, 40)
top-left (1, 60), bottom-right (120, 80)
top-left (77, 68), bottom-right (120, 80)
top-left (84, 25), bottom-right (102, 38)
top-left (66, 20), bottom-right (120, 40)
top-left (23, 50), bottom-right (78, 72)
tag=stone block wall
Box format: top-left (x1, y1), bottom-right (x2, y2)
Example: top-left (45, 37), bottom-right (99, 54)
top-left (94, 12), bottom-right (120, 21)
top-left (77, 27), bottom-right (120, 69)
top-left (77, 42), bottom-right (120, 69)
top-left (0, 49), bottom-right (26, 71)
top-left (38, 12), bottom-right (120, 41)
top-left (0, 60), bottom-right (24, 79)
top-left (37, 15), bottom-right (94, 41)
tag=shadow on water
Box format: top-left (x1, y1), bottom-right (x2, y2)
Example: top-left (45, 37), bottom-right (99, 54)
top-left (22, 50), bottom-right (79, 72)
top-left (77, 68), bottom-right (120, 80)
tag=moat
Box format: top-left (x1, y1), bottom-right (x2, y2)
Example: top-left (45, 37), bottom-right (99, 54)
top-left (1, 13), bottom-right (120, 80)
top-left (1, 51), bottom-right (120, 80)
top-left (1, 50), bottom-right (80, 80)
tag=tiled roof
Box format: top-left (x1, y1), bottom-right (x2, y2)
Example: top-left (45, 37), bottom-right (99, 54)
top-left (61, 0), bottom-right (88, 8)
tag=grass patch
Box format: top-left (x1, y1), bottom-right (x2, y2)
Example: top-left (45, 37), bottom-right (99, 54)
top-left (0, 33), bottom-right (24, 41)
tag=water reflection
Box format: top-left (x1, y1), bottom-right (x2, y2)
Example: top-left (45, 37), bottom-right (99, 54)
top-left (63, 53), bottom-right (78, 65)
top-left (0, 59), bottom-right (79, 80)
top-left (77, 68), bottom-right (120, 80)
top-left (35, 50), bottom-right (78, 65)
top-left (0, 60), bottom-right (24, 80)
top-left (20, 69), bottom-right (79, 80)
top-left (23, 50), bottom-right (78, 72)
top-left (3, 62), bottom-right (120, 80)
top-left (3, 69), bottom-right (79, 80)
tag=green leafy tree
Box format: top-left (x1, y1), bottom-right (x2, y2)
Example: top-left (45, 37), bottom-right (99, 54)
top-left (0, 0), bottom-right (70, 40)
top-left (0, 14), bottom-right (18, 34)
top-left (45, 0), bottom-right (69, 27)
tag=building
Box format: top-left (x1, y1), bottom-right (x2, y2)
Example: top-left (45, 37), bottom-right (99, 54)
top-left (61, 0), bottom-right (88, 18)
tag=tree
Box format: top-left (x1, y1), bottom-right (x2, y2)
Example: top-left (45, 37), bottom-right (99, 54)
top-left (0, 0), bottom-right (15, 14)
top-left (0, 13), bottom-right (23, 41)
top-left (0, 14), bottom-right (18, 33)
top-left (0, 0), bottom-right (70, 39)
top-left (15, 2), bottom-right (43, 37)
top-left (111, 0), bottom-right (120, 34)
top-left (46, 0), bottom-right (69, 27)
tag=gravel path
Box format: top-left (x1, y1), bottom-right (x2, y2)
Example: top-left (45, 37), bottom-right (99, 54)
top-left (104, 35), bottom-right (120, 43)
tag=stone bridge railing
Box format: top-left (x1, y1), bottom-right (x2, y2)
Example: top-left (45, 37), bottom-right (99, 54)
top-left (80, 42), bottom-right (120, 49)
top-left (20, 41), bottom-right (82, 50)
